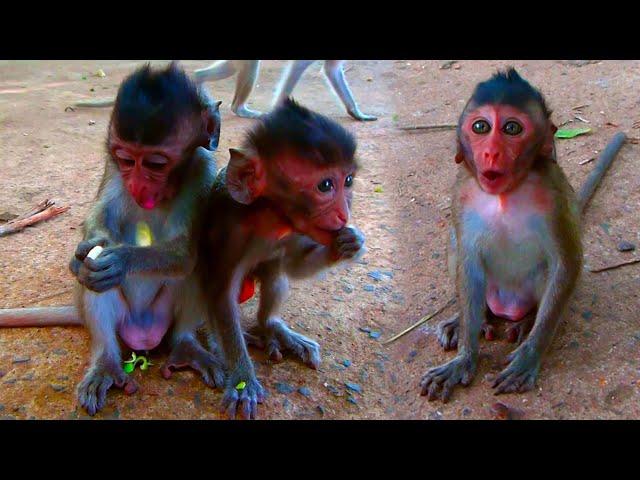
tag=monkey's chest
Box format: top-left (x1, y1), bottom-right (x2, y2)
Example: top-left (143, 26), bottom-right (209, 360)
top-left (469, 209), bottom-right (549, 322)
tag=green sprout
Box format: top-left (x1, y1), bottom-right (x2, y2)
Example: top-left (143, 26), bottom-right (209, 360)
top-left (123, 352), bottom-right (153, 373)
top-left (235, 381), bottom-right (247, 391)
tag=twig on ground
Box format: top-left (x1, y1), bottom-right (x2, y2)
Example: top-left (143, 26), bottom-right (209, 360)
top-left (588, 259), bottom-right (640, 273)
top-left (398, 124), bottom-right (456, 132)
top-left (0, 199), bottom-right (70, 237)
top-left (382, 297), bottom-right (456, 345)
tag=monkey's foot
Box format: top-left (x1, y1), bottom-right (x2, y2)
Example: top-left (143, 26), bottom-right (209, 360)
top-left (222, 370), bottom-right (266, 420)
top-left (347, 108), bottom-right (378, 122)
top-left (492, 343), bottom-right (540, 394)
top-left (505, 315), bottom-right (535, 344)
top-left (232, 104), bottom-right (263, 119)
top-left (245, 319), bottom-right (321, 369)
top-left (161, 338), bottom-right (225, 389)
top-left (420, 353), bottom-right (477, 402)
top-left (77, 363), bottom-right (138, 416)
top-left (436, 314), bottom-right (496, 351)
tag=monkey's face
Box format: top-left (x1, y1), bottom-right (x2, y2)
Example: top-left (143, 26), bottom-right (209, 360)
top-left (459, 104), bottom-right (544, 195)
top-left (109, 123), bottom-right (205, 210)
top-left (268, 156), bottom-right (357, 247)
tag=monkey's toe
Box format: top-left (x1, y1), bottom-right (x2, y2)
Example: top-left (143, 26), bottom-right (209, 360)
top-left (232, 105), bottom-right (263, 119)
top-left (77, 366), bottom-right (132, 416)
top-left (420, 354), bottom-right (476, 402)
top-left (492, 346), bottom-right (540, 395)
top-left (162, 339), bottom-right (225, 389)
top-left (436, 314), bottom-right (460, 351)
top-left (222, 376), bottom-right (265, 420)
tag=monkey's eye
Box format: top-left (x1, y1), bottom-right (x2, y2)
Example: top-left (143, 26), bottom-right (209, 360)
top-left (318, 179), bottom-right (334, 193)
top-left (115, 149), bottom-right (136, 167)
top-left (503, 121), bottom-right (523, 135)
top-left (472, 120), bottom-right (491, 134)
top-left (143, 154), bottom-right (169, 171)
top-left (344, 174), bottom-right (354, 188)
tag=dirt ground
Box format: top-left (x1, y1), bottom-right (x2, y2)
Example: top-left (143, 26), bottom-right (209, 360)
top-left (0, 60), bottom-right (638, 420)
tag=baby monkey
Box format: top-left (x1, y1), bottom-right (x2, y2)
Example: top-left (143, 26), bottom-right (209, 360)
top-left (199, 98), bottom-right (366, 419)
top-left (421, 68), bottom-right (626, 401)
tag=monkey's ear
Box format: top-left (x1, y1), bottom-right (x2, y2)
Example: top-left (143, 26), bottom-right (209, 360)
top-left (226, 148), bottom-right (266, 204)
top-left (541, 122), bottom-right (558, 161)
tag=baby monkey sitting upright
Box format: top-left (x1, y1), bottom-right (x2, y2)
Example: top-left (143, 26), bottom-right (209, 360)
top-left (199, 99), bottom-right (366, 419)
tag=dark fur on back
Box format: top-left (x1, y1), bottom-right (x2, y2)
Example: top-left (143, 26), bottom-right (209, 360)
top-left (244, 98), bottom-right (357, 166)
top-left (111, 62), bottom-right (202, 145)
top-left (468, 67), bottom-right (551, 118)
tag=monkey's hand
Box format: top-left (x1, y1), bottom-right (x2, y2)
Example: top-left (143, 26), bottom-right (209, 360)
top-left (492, 342), bottom-right (540, 394)
top-left (244, 317), bottom-right (321, 369)
top-left (332, 226), bottom-right (366, 262)
top-left (420, 353), bottom-right (477, 402)
top-left (77, 358), bottom-right (138, 416)
top-left (161, 338), bottom-right (225, 389)
top-left (75, 245), bottom-right (131, 293)
top-left (222, 366), bottom-right (266, 420)
top-left (69, 236), bottom-right (110, 278)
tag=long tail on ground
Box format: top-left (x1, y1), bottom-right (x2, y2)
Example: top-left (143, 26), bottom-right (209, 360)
top-left (578, 131), bottom-right (626, 213)
top-left (73, 99), bottom-right (115, 108)
top-left (0, 306), bottom-right (81, 327)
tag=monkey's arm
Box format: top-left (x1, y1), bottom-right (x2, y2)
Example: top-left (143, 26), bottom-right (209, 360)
top-left (283, 226), bottom-right (365, 279)
top-left (420, 225), bottom-right (486, 402)
top-left (208, 268), bottom-right (265, 420)
top-left (493, 207), bottom-right (582, 394)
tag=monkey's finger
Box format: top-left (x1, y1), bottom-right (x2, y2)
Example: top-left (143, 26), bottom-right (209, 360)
top-left (239, 392), bottom-right (252, 420)
top-left (84, 252), bottom-right (118, 272)
top-left (250, 397), bottom-right (258, 419)
top-left (69, 257), bottom-right (82, 277)
top-left (96, 376), bottom-right (114, 411)
top-left (76, 238), bottom-right (106, 261)
top-left (427, 381), bottom-right (441, 401)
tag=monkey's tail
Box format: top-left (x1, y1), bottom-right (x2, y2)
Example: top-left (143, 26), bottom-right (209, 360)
top-left (578, 132), bottom-right (626, 213)
top-left (0, 306), bottom-right (82, 327)
top-left (73, 99), bottom-right (115, 108)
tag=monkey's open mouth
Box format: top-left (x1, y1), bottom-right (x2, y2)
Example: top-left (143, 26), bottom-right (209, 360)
top-left (482, 170), bottom-right (504, 182)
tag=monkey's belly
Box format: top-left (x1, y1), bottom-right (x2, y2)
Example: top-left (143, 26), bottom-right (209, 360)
top-left (486, 282), bottom-right (536, 322)
top-left (117, 281), bottom-right (174, 350)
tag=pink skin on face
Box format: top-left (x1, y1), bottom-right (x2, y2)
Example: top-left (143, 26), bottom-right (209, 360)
top-left (271, 157), bottom-right (355, 247)
top-left (109, 120), bottom-right (204, 210)
top-left (461, 104), bottom-right (541, 195)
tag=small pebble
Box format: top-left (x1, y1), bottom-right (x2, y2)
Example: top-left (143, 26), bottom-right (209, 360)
top-left (50, 384), bottom-right (66, 393)
top-left (298, 387), bottom-right (311, 398)
top-left (316, 405), bottom-right (326, 416)
top-left (581, 310), bottom-right (593, 321)
top-left (369, 331), bottom-right (381, 339)
top-left (12, 356), bottom-right (30, 364)
top-left (345, 382), bottom-right (362, 393)
top-left (52, 348), bottom-right (67, 355)
top-left (363, 284), bottom-right (375, 292)
top-left (347, 396), bottom-right (358, 405)
top-left (462, 407), bottom-right (472, 416)
top-left (368, 271), bottom-right (384, 282)
top-left (342, 359), bottom-right (352, 367)
top-left (359, 327), bottom-right (372, 333)
top-left (617, 241), bottom-right (636, 252)
top-left (342, 284), bottom-right (354, 294)
top-left (275, 382), bottom-right (295, 394)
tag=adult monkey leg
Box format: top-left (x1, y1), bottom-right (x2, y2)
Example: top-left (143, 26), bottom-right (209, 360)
top-left (323, 60), bottom-right (377, 121)
top-left (76, 288), bottom-right (138, 416)
top-left (273, 60), bottom-right (316, 106)
top-left (230, 60), bottom-right (263, 119)
top-left (244, 260), bottom-right (321, 369)
top-left (193, 60), bottom-right (239, 83)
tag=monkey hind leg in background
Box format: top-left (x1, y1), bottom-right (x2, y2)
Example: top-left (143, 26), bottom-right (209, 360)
top-left (199, 98), bottom-right (366, 419)
top-left (193, 60), bottom-right (377, 121)
top-left (0, 62), bottom-right (225, 416)
top-left (420, 68), bottom-right (626, 402)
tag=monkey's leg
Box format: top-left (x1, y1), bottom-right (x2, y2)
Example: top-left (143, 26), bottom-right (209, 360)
top-left (505, 312), bottom-right (536, 345)
top-left (437, 312), bottom-right (496, 351)
top-left (210, 284), bottom-right (266, 419)
top-left (231, 60), bottom-right (263, 119)
top-left (161, 279), bottom-right (225, 389)
top-left (493, 260), bottom-right (579, 395)
top-left (323, 60), bottom-right (377, 122)
top-left (193, 60), bottom-right (238, 84)
top-left (76, 289), bottom-right (138, 416)
top-left (273, 60), bottom-right (315, 106)
top-left (420, 252), bottom-right (486, 402)
top-left (246, 262), bottom-right (321, 369)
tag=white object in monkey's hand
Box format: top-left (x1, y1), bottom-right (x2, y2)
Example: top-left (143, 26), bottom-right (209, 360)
top-left (87, 245), bottom-right (104, 260)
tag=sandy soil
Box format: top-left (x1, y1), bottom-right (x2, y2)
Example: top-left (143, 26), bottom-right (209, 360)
top-left (0, 60), bottom-right (638, 420)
